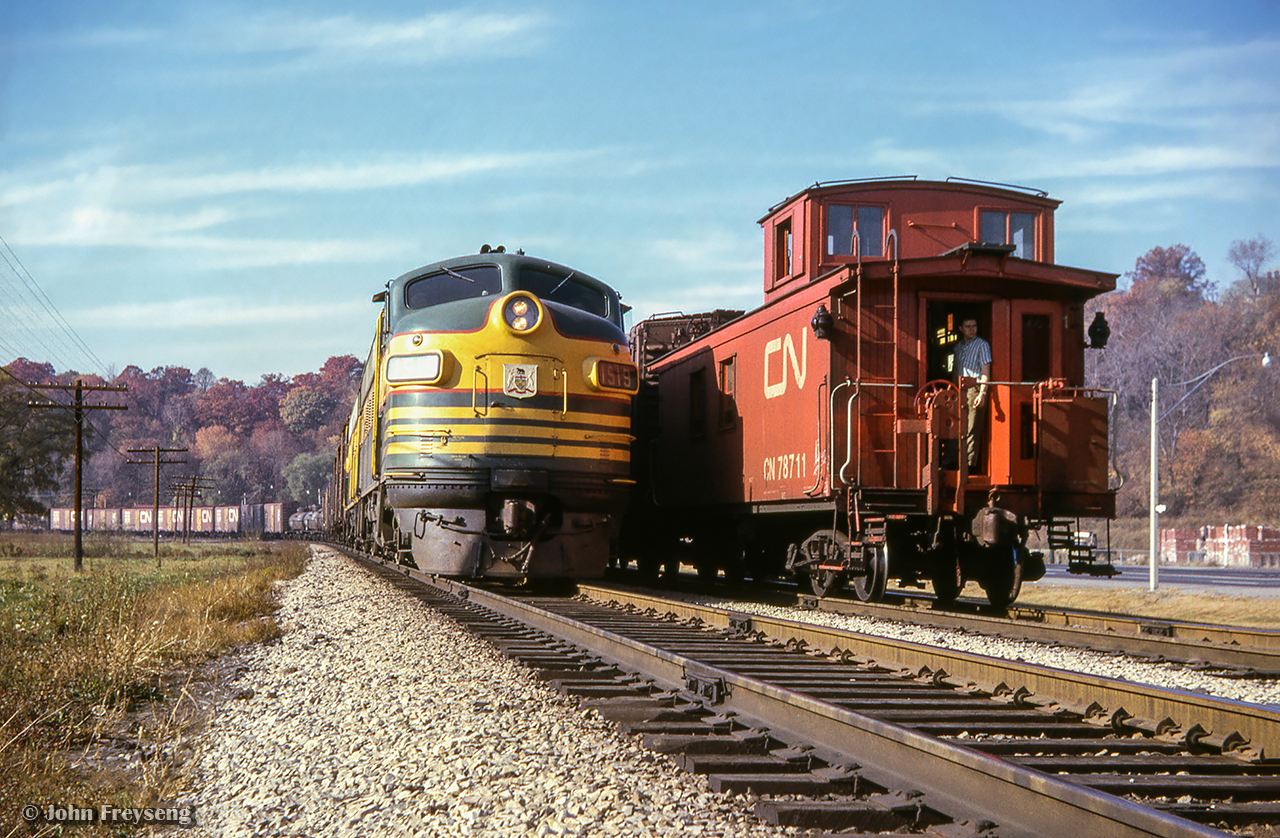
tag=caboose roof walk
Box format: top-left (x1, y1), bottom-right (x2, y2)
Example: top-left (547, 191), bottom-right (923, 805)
top-left (760, 176), bottom-right (1060, 221)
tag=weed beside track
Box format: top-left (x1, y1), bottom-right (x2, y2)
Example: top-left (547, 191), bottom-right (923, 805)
top-left (0, 534), bottom-right (308, 833)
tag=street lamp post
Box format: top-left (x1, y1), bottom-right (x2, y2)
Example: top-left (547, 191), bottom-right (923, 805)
top-left (1149, 352), bottom-right (1271, 591)
top-left (1150, 378), bottom-right (1159, 591)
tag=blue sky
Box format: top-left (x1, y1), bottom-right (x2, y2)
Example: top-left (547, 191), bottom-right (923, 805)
top-left (2, 1), bottom-right (1278, 383)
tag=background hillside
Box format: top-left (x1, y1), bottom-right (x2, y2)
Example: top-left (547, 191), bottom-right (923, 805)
top-left (1091, 238), bottom-right (1280, 525)
top-left (0, 355), bottom-right (362, 520)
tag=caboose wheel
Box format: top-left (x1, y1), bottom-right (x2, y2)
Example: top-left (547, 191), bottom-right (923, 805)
top-left (852, 544), bottom-right (888, 602)
top-left (982, 542), bottom-right (1025, 608)
top-left (808, 569), bottom-right (844, 598)
top-left (931, 551), bottom-right (963, 605)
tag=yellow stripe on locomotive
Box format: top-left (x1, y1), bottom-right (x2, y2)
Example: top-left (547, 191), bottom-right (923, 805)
top-left (380, 289), bottom-right (636, 473)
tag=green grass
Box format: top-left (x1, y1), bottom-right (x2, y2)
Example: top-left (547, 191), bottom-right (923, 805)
top-left (0, 533), bottom-right (309, 833)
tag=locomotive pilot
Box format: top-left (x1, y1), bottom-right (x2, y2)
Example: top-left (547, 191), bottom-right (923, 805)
top-left (954, 318), bottom-right (991, 470)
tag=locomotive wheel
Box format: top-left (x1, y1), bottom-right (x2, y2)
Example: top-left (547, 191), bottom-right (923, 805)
top-left (982, 542), bottom-right (1025, 608)
top-left (931, 551), bottom-right (964, 605)
top-left (852, 544), bottom-right (888, 602)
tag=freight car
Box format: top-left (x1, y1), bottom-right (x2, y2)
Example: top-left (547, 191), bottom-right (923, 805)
top-left (629, 177), bottom-right (1117, 607)
top-left (50, 501), bottom-right (300, 538)
top-left (329, 249), bottom-right (638, 580)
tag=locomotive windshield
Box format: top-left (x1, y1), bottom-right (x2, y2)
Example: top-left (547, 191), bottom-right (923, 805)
top-left (404, 264), bottom-right (502, 309)
top-left (519, 267), bottom-right (611, 320)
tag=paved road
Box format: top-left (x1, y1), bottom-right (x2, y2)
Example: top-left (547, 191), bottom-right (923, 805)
top-left (1040, 562), bottom-right (1280, 598)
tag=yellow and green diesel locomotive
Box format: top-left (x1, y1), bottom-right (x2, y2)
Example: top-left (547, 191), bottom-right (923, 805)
top-left (334, 249), bottom-right (638, 579)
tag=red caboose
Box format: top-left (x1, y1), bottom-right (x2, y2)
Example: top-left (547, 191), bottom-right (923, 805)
top-left (634, 177), bottom-right (1117, 606)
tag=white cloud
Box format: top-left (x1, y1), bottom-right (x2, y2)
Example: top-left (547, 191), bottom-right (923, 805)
top-left (45, 9), bottom-right (552, 71)
top-left (3, 149), bottom-right (599, 206)
top-left (235, 9), bottom-right (550, 66)
top-left (0, 148), bottom-right (611, 257)
top-left (71, 296), bottom-right (357, 330)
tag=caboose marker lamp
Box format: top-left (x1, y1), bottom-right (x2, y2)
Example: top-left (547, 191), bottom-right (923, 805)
top-left (810, 304), bottom-right (834, 340)
top-left (1149, 351), bottom-right (1273, 590)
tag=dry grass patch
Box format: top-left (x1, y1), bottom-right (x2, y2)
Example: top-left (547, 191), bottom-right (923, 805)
top-left (0, 536), bottom-right (309, 832)
top-left (1015, 584), bottom-right (1280, 629)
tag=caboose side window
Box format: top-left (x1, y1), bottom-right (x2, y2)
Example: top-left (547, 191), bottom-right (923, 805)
top-left (405, 265), bottom-right (502, 309)
top-left (980, 211), bottom-right (1037, 259)
top-left (718, 356), bottom-right (736, 428)
top-left (774, 219), bottom-right (793, 281)
top-left (826, 204), bottom-right (885, 257)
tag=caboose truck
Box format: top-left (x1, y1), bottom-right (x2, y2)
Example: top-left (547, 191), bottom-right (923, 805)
top-left (636, 177), bottom-right (1118, 607)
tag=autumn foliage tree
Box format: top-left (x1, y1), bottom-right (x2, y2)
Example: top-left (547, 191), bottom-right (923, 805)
top-left (4, 355), bottom-right (364, 514)
top-left (1090, 240), bottom-right (1280, 522)
top-left (0, 369), bottom-right (76, 521)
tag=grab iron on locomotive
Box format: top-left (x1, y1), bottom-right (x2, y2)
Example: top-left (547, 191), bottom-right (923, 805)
top-left (326, 249), bottom-right (639, 579)
top-left (625, 177), bottom-right (1118, 606)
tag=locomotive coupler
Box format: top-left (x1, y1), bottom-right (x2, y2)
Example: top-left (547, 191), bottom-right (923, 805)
top-left (500, 497), bottom-right (540, 539)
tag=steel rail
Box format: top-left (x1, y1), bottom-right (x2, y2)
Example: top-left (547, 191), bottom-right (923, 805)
top-left (580, 583), bottom-right (1280, 758)
top-left (383, 569), bottom-right (1225, 838)
top-left (810, 590), bottom-right (1280, 672)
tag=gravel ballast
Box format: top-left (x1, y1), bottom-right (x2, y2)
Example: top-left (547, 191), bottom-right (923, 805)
top-left (677, 593), bottom-right (1280, 709)
top-left (186, 547), bottom-right (1279, 835)
top-left (185, 547), bottom-right (792, 837)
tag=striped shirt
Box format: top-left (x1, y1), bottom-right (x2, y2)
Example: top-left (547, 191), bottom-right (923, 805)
top-left (954, 336), bottom-right (992, 381)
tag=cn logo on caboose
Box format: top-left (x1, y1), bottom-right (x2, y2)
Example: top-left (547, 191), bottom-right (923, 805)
top-left (764, 330), bottom-right (807, 399)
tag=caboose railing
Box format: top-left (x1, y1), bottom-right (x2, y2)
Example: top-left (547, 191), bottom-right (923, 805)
top-left (829, 378), bottom-right (854, 490)
top-left (832, 379), bottom-right (915, 489)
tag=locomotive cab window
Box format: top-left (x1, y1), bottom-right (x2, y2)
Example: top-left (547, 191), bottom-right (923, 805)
top-left (404, 265), bottom-right (502, 309)
top-left (826, 204), bottom-right (885, 257)
top-left (519, 268), bottom-right (612, 321)
top-left (980, 210), bottom-right (1037, 259)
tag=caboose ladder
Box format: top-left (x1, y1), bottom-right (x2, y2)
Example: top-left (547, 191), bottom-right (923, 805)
top-left (854, 252), bottom-right (901, 486)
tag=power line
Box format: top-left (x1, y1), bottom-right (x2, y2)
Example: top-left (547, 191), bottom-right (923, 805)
top-left (0, 234), bottom-right (112, 379)
top-left (29, 379), bottom-right (128, 572)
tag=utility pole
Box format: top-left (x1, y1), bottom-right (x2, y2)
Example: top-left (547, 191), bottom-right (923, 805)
top-left (29, 379), bottom-right (127, 572)
top-left (170, 475), bottom-right (214, 544)
top-left (127, 444), bottom-right (187, 566)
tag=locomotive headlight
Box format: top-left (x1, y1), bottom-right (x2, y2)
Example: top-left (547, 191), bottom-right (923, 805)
top-left (502, 293), bottom-right (542, 334)
top-left (386, 350), bottom-right (448, 384)
top-left (585, 358), bottom-right (639, 393)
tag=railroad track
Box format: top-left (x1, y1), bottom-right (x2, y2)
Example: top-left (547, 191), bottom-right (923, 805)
top-left (816, 590), bottom-right (1280, 676)
top-left (607, 567), bottom-right (1280, 676)
top-left (351, 553), bottom-right (1280, 837)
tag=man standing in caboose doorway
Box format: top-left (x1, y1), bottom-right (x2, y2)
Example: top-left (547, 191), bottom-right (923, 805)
top-left (954, 318), bottom-right (991, 470)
